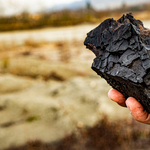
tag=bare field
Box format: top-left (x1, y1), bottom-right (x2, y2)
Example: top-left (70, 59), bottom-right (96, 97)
top-left (0, 22), bottom-right (150, 149)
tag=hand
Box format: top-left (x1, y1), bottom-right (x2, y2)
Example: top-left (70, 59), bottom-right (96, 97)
top-left (108, 89), bottom-right (150, 124)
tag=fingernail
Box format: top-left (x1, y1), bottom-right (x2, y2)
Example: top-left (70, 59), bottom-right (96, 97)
top-left (108, 89), bottom-right (113, 99)
top-left (125, 101), bottom-right (131, 113)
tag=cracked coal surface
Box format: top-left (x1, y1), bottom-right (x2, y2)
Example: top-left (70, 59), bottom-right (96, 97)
top-left (84, 13), bottom-right (150, 113)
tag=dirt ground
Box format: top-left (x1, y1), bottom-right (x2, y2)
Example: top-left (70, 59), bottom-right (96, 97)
top-left (0, 23), bottom-right (150, 150)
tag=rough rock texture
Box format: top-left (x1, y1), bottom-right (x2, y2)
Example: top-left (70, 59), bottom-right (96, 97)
top-left (84, 13), bottom-right (150, 113)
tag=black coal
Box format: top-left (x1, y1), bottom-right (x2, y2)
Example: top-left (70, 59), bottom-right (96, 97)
top-left (84, 13), bottom-right (150, 113)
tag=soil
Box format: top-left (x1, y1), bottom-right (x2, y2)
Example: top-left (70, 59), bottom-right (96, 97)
top-left (0, 23), bottom-right (150, 150)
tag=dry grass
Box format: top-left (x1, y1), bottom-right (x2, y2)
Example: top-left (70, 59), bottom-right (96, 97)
top-left (55, 41), bottom-right (71, 62)
top-left (0, 38), bottom-right (49, 53)
top-left (6, 117), bottom-right (150, 150)
top-left (24, 38), bottom-right (49, 48)
top-left (0, 38), bottom-right (89, 81)
top-left (0, 3), bottom-right (150, 32)
top-left (0, 41), bottom-right (17, 51)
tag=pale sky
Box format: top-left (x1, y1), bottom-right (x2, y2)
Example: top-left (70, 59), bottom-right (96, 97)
top-left (0, 0), bottom-right (150, 16)
top-left (0, 0), bottom-right (82, 15)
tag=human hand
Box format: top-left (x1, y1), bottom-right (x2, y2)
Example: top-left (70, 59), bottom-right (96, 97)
top-left (108, 89), bottom-right (150, 124)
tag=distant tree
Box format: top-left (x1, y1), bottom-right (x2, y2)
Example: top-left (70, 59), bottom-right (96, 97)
top-left (86, 0), bottom-right (92, 11)
top-left (121, 1), bottom-right (127, 10)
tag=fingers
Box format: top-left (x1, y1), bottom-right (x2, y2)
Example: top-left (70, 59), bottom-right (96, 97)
top-left (108, 89), bottom-right (126, 107)
top-left (108, 89), bottom-right (150, 124)
top-left (126, 97), bottom-right (150, 124)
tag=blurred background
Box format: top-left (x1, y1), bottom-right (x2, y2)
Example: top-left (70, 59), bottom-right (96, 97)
top-left (1, 0), bottom-right (150, 149)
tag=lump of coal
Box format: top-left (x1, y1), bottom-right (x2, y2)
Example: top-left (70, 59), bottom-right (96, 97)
top-left (84, 13), bottom-right (150, 113)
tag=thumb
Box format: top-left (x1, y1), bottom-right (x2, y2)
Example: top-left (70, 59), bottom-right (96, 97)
top-left (126, 97), bottom-right (150, 124)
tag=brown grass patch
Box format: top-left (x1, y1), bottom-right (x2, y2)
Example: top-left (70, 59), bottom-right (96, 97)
top-left (7, 117), bottom-right (150, 150)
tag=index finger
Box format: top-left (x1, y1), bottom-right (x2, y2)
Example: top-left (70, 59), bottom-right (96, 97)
top-left (108, 89), bottom-right (126, 107)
